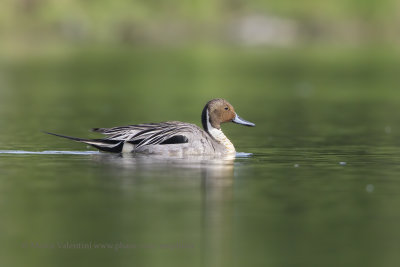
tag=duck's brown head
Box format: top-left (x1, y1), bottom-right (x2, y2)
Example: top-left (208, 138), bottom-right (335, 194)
top-left (201, 98), bottom-right (255, 132)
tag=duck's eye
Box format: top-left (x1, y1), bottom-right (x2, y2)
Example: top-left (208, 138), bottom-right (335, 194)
top-left (224, 107), bottom-right (229, 110)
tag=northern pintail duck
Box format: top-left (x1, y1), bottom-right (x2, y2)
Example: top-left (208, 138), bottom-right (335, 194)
top-left (46, 98), bottom-right (255, 155)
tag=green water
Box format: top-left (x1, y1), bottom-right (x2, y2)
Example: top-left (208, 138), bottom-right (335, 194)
top-left (1, 47), bottom-right (400, 267)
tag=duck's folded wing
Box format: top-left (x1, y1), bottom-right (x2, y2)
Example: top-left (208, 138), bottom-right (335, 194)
top-left (92, 122), bottom-right (199, 148)
top-left (92, 123), bottom-right (160, 139)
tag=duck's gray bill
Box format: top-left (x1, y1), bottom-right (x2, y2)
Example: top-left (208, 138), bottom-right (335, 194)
top-left (232, 114), bottom-right (255, 127)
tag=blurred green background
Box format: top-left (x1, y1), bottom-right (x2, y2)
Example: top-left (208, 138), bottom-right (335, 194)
top-left (1, 0), bottom-right (400, 53)
top-left (1, 0), bottom-right (400, 143)
top-left (1, 1), bottom-right (400, 267)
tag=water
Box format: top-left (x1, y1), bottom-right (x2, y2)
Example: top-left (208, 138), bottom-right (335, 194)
top-left (1, 47), bottom-right (400, 267)
top-left (0, 150), bottom-right (101, 155)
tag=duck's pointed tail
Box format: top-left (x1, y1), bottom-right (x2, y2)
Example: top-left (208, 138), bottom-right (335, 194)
top-left (43, 131), bottom-right (124, 153)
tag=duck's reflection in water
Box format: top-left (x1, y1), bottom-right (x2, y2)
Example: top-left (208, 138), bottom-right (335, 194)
top-left (91, 152), bottom-right (238, 266)
top-left (91, 152), bottom-right (235, 185)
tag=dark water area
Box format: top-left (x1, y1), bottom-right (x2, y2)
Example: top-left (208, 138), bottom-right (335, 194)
top-left (1, 47), bottom-right (400, 267)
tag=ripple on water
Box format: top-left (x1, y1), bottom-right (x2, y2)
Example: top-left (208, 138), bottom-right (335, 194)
top-left (0, 150), bottom-right (100, 155)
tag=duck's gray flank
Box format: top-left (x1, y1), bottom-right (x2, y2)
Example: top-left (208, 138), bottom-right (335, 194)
top-left (46, 98), bottom-right (255, 155)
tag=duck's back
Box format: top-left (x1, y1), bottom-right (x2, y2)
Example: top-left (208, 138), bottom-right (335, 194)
top-left (95, 121), bottom-right (221, 155)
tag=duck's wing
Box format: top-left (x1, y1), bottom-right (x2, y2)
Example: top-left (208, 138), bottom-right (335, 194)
top-left (93, 121), bottom-right (201, 148)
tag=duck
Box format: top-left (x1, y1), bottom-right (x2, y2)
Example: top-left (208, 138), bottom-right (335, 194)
top-left (45, 98), bottom-right (255, 155)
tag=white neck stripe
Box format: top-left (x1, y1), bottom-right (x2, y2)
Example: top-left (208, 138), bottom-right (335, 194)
top-left (206, 110), bottom-right (235, 153)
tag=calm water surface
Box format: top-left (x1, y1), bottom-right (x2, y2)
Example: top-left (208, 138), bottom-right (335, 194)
top-left (1, 48), bottom-right (400, 267)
